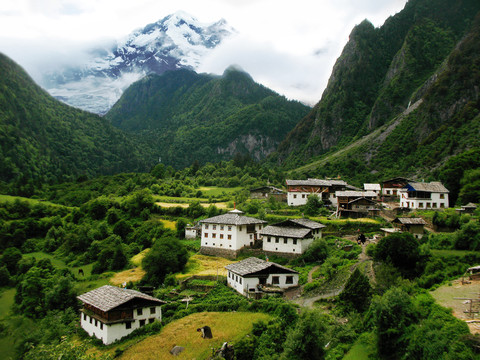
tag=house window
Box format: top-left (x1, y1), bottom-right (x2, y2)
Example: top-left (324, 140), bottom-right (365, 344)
top-left (440, 203), bottom-right (445, 208)
top-left (220, 225), bottom-right (224, 230)
top-left (239, 226), bottom-right (242, 231)
top-left (126, 322), bottom-right (132, 329)
top-left (286, 276), bottom-right (293, 284)
top-left (220, 234), bottom-right (224, 239)
top-left (140, 319), bottom-right (146, 327)
top-left (250, 234), bottom-right (253, 239)
top-left (433, 203), bottom-right (437, 208)
top-left (302, 194), bottom-right (306, 198)
top-left (386, 190), bottom-right (391, 195)
top-left (293, 194), bottom-right (297, 199)
top-left (419, 203), bottom-right (423, 208)
top-left (205, 224), bottom-right (209, 229)
top-left (137, 308), bottom-right (143, 316)
top-left (213, 225), bottom-right (216, 230)
top-left (90, 317), bottom-right (93, 324)
top-left (293, 239), bottom-right (297, 245)
top-left (149, 318), bottom-right (155, 324)
top-left (267, 237), bottom-right (271, 242)
top-left (150, 307), bottom-right (156, 314)
top-left (440, 194), bottom-right (445, 199)
top-left (275, 238), bottom-right (279, 243)
top-left (272, 276), bottom-right (279, 285)
top-left (100, 322), bottom-right (103, 330)
top-left (239, 278), bottom-right (242, 284)
top-left (212, 233), bottom-right (216, 238)
top-left (228, 235), bottom-right (232, 240)
top-left (83, 313), bottom-right (87, 321)
top-left (204, 233), bottom-right (208, 238)
top-left (95, 319), bottom-right (98, 327)
top-left (228, 226), bottom-right (232, 231)
top-left (284, 238), bottom-right (288, 244)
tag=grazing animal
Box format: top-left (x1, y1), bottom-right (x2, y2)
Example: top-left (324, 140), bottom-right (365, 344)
top-left (197, 326), bottom-right (213, 339)
top-left (78, 268), bottom-right (84, 277)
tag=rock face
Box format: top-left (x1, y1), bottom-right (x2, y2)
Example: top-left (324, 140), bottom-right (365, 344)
top-left (41, 12), bottom-right (235, 114)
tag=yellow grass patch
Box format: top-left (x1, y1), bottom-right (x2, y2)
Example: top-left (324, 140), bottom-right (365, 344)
top-left (118, 312), bottom-right (271, 360)
top-left (131, 249), bottom-right (150, 267)
top-left (110, 267), bottom-right (146, 286)
top-left (159, 219), bottom-right (176, 230)
top-left (156, 202), bottom-right (229, 209)
top-left (179, 254), bottom-right (235, 280)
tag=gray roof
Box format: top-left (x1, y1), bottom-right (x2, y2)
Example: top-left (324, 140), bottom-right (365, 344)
top-left (336, 191), bottom-right (377, 198)
top-left (77, 285), bottom-right (165, 312)
top-left (463, 203), bottom-right (477, 209)
top-left (200, 210), bottom-right (267, 225)
top-left (364, 183), bottom-right (381, 191)
top-left (393, 217), bottom-right (427, 225)
top-left (407, 181), bottom-right (449, 193)
top-left (286, 179), bottom-right (347, 187)
top-left (288, 218), bottom-right (326, 229)
top-left (260, 225), bottom-right (312, 238)
top-left (225, 257), bottom-right (298, 276)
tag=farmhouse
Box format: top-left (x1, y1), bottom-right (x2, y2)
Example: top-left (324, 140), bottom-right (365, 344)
top-left (225, 257), bottom-right (299, 298)
top-left (363, 183), bottom-right (381, 197)
top-left (399, 181), bottom-right (449, 209)
top-left (381, 177), bottom-right (411, 197)
top-left (199, 209), bottom-right (267, 258)
top-left (336, 191), bottom-right (378, 218)
top-left (250, 186), bottom-right (286, 201)
top-left (77, 285), bottom-right (165, 345)
top-left (392, 217), bottom-right (427, 239)
top-left (260, 218), bottom-right (325, 256)
top-left (286, 179), bottom-right (348, 207)
top-left (185, 223), bottom-right (201, 239)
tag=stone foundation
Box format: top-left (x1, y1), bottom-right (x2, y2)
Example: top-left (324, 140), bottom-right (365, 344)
top-left (199, 246), bottom-right (238, 259)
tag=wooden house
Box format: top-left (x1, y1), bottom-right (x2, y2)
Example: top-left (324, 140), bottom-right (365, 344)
top-left (364, 183), bottom-right (381, 198)
top-left (286, 179), bottom-right (348, 207)
top-left (259, 218), bottom-right (326, 256)
top-left (199, 209), bottom-right (267, 258)
top-left (77, 285), bottom-right (165, 345)
top-left (335, 191), bottom-right (378, 218)
top-left (392, 217), bottom-right (427, 239)
top-left (225, 257), bottom-right (299, 298)
top-left (250, 186), bottom-right (286, 201)
top-left (381, 177), bottom-right (411, 197)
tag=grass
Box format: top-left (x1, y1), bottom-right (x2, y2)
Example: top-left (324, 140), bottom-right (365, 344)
top-left (0, 288), bottom-right (15, 319)
top-left (131, 249), bottom-right (150, 267)
top-left (179, 254), bottom-right (235, 280)
top-left (431, 249), bottom-right (480, 257)
top-left (343, 332), bottom-right (377, 360)
top-left (117, 312), bottom-right (271, 360)
top-left (0, 194), bottom-right (73, 208)
top-left (198, 186), bottom-right (242, 197)
top-left (158, 218), bottom-right (177, 230)
top-left (156, 201), bottom-right (229, 209)
top-left (110, 268), bottom-right (146, 286)
top-left (23, 252), bottom-right (68, 269)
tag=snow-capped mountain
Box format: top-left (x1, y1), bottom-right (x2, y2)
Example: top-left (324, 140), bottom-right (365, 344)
top-left (41, 12), bottom-right (235, 114)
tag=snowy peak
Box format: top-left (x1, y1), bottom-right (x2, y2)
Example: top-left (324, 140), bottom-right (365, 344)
top-left (41, 12), bottom-right (235, 114)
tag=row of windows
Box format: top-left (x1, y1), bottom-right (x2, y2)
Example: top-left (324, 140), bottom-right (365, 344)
top-left (204, 233), bottom-right (232, 239)
top-left (266, 237), bottom-right (298, 245)
top-left (125, 318), bottom-right (155, 329)
top-left (136, 307), bottom-right (156, 316)
top-left (204, 224), bottom-right (233, 231)
top-left (204, 242), bottom-right (233, 248)
top-left (84, 313), bottom-right (104, 330)
top-left (403, 202), bottom-right (445, 208)
top-left (228, 272), bottom-right (242, 284)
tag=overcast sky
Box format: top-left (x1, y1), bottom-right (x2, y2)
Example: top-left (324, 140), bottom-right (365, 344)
top-left (0, 0), bottom-right (407, 105)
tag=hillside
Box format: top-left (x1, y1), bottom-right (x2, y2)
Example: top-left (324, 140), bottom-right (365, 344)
top-left (0, 53), bottom-right (156, 188)
top-left (272, 0), bottom-right (480, 179)
top-left (106, 67), bottom-right (310, 168)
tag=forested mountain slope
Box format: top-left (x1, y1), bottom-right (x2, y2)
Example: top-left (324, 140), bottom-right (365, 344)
top-left (106, 67), bottom-right (310, 168)
top-left (272, 0), bottom-right (480, 173)
top-left (284, 11), bottom-right (480, 205)
top-left (0, 53), bottom-right (156, 188)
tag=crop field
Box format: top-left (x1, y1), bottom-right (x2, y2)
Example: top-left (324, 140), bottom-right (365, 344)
top-left (117, 312), bottom-right (271, 360)
top-left (156, 201), bottom-right (229, 209)
top-left (179, 254), bottom-right (235, 279)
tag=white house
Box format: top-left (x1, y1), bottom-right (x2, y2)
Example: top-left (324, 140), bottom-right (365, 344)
top-left (286, 179), bottom-right (348, 207)
top-left (364, 183), bottom-right (381, 197)
top-left (225, 257), bottom-right (299, 298)
top-left (399, 181), bottom-right (449, 209)
top-left (77, 285), bottom-right (165, 345)
top-left (199, 209), bottom-right (267, 258)
top-left (259, 218), bottom-right (325, 256)
top-left (185, 223), bottom-right (201, 239)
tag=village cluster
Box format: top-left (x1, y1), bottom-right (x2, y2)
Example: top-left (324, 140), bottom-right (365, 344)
top-left (77, 177), bottom-right (476, 345)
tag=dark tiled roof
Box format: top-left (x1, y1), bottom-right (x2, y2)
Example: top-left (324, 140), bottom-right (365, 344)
top-left (288, 218), bottom-right (326, 229)
top-left (393, 217), bottom-right (427, 225)
top-left (77, 285), bottom-right (165, 312)
top-left (260, 225), bottom-right (311, 238)
top-left (225, 257), bottom-right (298, 276)
top-left (286, 179), bottom-right (347, 187)
top-left (406, 181), bottom-right (449, 193)
top-left (200, 210), bottom-right (267, 225)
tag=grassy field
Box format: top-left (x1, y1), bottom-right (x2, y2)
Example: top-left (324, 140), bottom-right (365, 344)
top-left (179, 254), bottom-right (235, 280)
top-left (0, 288), bottom-right (15, 319)
top-left (0, 194), bottom-right (73, 208)
top-left (343, 333), bottom-right (377, 360)
top-left (117, 312), bottom-right (271, 360)
top-left (156, 201), bottom-right (229, 209)
top-left (431, 249), bottom-right (480, 257)
top-left (198, 186), bottom-right (242, 197)
top-left (158, 218), bottom-right (177, 230)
